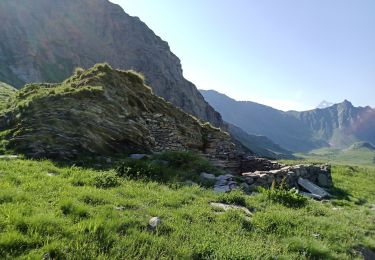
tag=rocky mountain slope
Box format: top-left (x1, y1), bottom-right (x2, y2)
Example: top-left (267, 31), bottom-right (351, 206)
top-left (227, 123), bottom-right (294, 159)
top-left (200, 90), bottom-right (325, 152)
top-left (288, 100), bottom-right (375, 148)
top-left (0, 0), bottom-right (222, 126)
top-left (201, 89), bottom-right (375, 152)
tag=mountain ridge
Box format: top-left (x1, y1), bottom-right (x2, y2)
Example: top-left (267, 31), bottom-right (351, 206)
top-left (201, 89), bottom-right (375, 152)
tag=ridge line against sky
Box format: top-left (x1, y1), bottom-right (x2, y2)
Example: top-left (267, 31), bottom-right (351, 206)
top-left (111, 0), bottom-right (375, 111)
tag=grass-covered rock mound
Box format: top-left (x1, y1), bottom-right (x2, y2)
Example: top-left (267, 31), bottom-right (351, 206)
top-left (0, 64), bottom-right (236, 161)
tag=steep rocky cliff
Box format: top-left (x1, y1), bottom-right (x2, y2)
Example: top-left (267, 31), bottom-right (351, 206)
top-left (0, 64), bottom-right (237, 168)
top-left (0, 0), bottom-right (222, 126)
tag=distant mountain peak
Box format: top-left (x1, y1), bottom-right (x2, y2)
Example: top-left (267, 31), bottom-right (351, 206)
top-left (339, 99), bottom-right (354, 108)
top-left (316, 100), bottom-right (334, 109)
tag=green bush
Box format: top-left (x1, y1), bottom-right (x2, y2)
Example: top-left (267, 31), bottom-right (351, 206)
top-left (156, 151), bottom-right (221, 175)
top-left (259, 179), bottom-right (307, 208)
top-left (116, 158), bottom-right (166, 182)
top-left (94, 172), bottom-right (121, 189)
top-left (217, 190), bottom-right (247, 207)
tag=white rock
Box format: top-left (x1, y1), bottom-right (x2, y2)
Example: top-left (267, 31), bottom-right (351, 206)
top-left (148, 217), bottom-right (161, 229)
top-left (214, 185), bottom-right (231, 193)
top-left (210, 202), bottom-right (253, 216)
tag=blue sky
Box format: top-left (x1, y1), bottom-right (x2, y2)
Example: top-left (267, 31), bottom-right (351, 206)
top-left (112, 0), bottom-right (375, 111)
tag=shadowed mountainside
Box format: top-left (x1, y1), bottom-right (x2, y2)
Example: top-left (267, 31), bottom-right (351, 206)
top-left (0, 0), bottom-right (222, 126)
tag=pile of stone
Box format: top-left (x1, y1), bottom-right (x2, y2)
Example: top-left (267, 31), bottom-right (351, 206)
top-left (200, 163), bottom-right (333, 199)
top-left (242, 164), bottom-right (332, 190)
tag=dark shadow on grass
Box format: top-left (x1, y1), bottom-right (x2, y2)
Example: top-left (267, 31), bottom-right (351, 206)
top-left (328, 186), bottom-right (351, 201)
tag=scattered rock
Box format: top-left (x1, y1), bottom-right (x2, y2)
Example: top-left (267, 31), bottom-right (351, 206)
top-left (210, 202), bottom-right (253, 216)
top-left (47, 172), bottom-right (58, 177)
top-left (129, 154), bottom-right (148, 160)
top-left (239, 182), bottom-right (251, 193)
top-left (216, 174), bottom-right (233, 181)
top-left (148, 217), bottom-right (161, 230)
top-left (213, 185), bottom-right (231, 193)
top-left (298, 178), bottom-right (331, 199)
top-left (114, 206), bottom-right (126, 211)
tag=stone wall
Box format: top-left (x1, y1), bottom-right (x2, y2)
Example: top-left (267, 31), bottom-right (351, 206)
top-left (242, 164), bottom-right (333, 190)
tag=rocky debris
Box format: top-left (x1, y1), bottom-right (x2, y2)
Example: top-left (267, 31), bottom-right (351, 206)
top-left (211, 174), bottom-right (239, 193)
top-left (148, 217), bottom-right (161, 230)
top-left (47, 172), bottom-right (58, 177)
top-left (214, 185), bottom-right (231, 193)
top-left (298, 178), bottom-right (331, 199)
top-left (240, 157), bottom-right (282, 173)
top-left (241, 164), bottom-right (332, 191)
top-left (129, 154), bottom-right (148, 160)
top-left (210, 202), bottom-right (253, 216)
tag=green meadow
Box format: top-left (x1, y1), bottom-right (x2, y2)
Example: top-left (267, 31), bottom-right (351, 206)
top-left (0, 153), bottom-right (374, 259)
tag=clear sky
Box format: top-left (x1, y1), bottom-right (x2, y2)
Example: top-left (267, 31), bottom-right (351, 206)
top-left (111, 0), bottom-right (375, 111)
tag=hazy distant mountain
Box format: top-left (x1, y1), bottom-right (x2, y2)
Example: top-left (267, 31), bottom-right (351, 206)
top-left (228, 123), bottom-right (294, 159)
top-left (0, 0), bottom-right (222, 126)
top-left (201, 89), bottom-right (375, 152)
top-left (316, 100), bottom-right (334, 109)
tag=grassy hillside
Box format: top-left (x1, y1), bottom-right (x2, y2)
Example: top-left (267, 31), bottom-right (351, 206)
top-left (0, 154), bottom-right (374, 259)
top-left (297, 143), bottom-right (375, 167)
top-left (0, 82), bottom-right (16, 111)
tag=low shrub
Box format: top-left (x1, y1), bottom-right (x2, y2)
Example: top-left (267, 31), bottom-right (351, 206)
top-left (259, 179), bottom-right (307, 208)
top-left (94, 172), bottom-right (121, 189)
top-left (217, 190), bottom-right (247, 207)
top-left (116, 158), bottom-right (166, 182)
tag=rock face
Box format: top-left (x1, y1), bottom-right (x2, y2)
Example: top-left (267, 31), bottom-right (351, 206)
top-left (0, 0), bottom-right (222, 126)
top-left (0, 64), bottom-right (234, 162)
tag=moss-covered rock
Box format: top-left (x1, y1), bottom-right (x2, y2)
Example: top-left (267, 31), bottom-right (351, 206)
top-left (0, 64), bottom-right (237, 163)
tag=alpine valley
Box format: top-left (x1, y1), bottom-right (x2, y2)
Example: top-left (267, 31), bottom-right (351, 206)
top-left (0, 1), bottom-right (374, 259)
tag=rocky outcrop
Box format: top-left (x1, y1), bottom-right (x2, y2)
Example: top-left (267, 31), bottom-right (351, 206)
top-left (0, 64), bottom-right (233, 162)
top-left (0, 0), bottom-right (222, 126)
top-left (242, 164), bottom-right (333, 190)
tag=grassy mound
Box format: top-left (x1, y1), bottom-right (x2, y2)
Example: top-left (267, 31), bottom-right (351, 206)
top-left (0, 153), bottom-right (374, 259)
